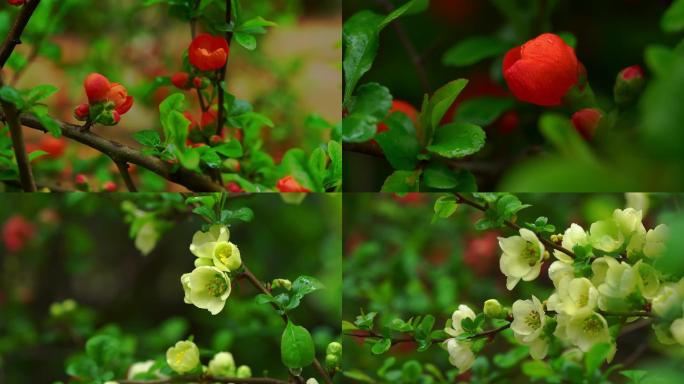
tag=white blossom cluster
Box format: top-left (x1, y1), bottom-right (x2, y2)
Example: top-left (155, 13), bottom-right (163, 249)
top-left (444, 208), bottom-right (684, 373)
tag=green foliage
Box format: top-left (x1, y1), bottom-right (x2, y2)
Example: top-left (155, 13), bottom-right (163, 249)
top-left (281, 321), bottom-right (315, 369)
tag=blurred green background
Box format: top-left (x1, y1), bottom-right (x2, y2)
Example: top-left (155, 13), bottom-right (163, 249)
top-left (342, 193), bottom-right (684, 382)
top-left (0, 193), bottom-right (342, 382)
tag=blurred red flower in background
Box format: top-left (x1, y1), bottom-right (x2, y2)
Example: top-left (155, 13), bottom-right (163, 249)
top-left (2, 215), bottom-right (36, 253)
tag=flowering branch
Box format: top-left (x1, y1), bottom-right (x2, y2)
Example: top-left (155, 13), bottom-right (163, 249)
top-left (238, 265), bottom-right (334, 384)
top-left (118, 376), bottom-right (289, 384)
top-left (0, 0), bottom-right (41, 67)
top-left (345, 322), bottom-right (512, 347)
top-left (454, 193), bottom-right (577, 259)
top-left (0, 108), bottom-right (225, 192)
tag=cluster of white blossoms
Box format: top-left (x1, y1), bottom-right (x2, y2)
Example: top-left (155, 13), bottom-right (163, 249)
top-left (181, 225), bottom-right (242, 315)
top-left (165, 340), bottom-right (253, 378)
top-left (444, 208), bottom-right (684, 372)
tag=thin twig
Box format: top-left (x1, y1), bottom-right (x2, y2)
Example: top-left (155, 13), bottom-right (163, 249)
top-left (1, 93), bottom-right (36, 191)
top-left (215, 0), bottom-right (234, 136)
top-left (240, 265), bottom-right (333, 384)
top-left (454, 193), bottom-right (577, 259)
top-left (114, 161), bottom-right (138, 192)
top-left (345, 323), bottom-right (511, 347)
top-left (0, 0), bottom-right (42, 68)
top-left (375, 0), bottom-right (430, 94)
top-left (0, 108), bottom-right (225, 192)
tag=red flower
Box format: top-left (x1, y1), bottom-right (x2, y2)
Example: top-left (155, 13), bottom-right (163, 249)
top-left (276, 175), bottom-right (310, 193)
top-left (38, 136), bottom-right (67, 158)
top-left (189, 34), bottom-right (230, 71)
top-left (171, 72), bottom-right (191, 89)
top-left (201, 109), bottom-right (217, 128)
top-left (102, 181), bottom-right (117, 192)
top-left (226, 182), bottom-right (244, 193)
top-left (84, 73), bottom-right (111, 103)
top-left (2, 215), bottom-right (35, 253)
top-left (8, 0), bottom-right (25, 6)
top-left (75, 174), bottom-right (88, 185)
top-left (107, 83), bottom-right (134, 114)
top-left (571, 108), bottom-right (603, 140)
top-left (377, 100), bottom-right (419, 134)
top-left (463, 231), bottom-right (499, 276)
top-left (503, 33), bottom-right (579, 106)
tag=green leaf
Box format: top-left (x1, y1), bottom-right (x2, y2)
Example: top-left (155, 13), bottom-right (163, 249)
top-left (380, 170), bottom-right (421, 192)
top-left (234, 32), bottom-right (257, 50)
top-left (281, 321), bottom-right (315, 369)
top-left (442, 36), bottom-right (511, 67)
top-left (159, 93), bottom-right (189, 148)
top-left (220, 207), bottom-right (254, 223)
top-left (214, 140), bottom-right (243, 158)
top-left (281, 148), bottom-right (318, 191)
top-left (662, 0), bottom-right (684, 33)
top-left (32, 106), bottom-right (62, 137)
top-left (620, 370), bottom-right (648, 384)
top-left (522, 360), bottom-right (554, 378)
top-left (343, 83), bottom-right (392, 142)
top-left (25, 85), bottom-right (58, 104)
top-left (28, 150), bottom-right (48, 162)
top-left (423, 162), bottom-right (459, 190)
top-left (493, 346), bottom-right (529, 368)
top-left (291, 276), bottom-right (325, 297)
top-left (0, 86), bottom-right (25, 109)
top-left (427, 122), bottom-right (485, 159)
top-left (371, 338), bottom-right (392, 355)
top-left (419, 79), bottom-right (469, 143)
top-left (432, 195), bottom-right (458, 222)
top-left (585, 342), bottom-right (611, 375)
top-left (176, 148), bottom-right (200, 170)
top-left (326, 141), bottom-right (342, 188)
top-left (375, 112), bottom-right (420, 170)
top-left (85, 334), bottom-right (121, 366)
top-left (133, 130), bottom-right (162, 148)
top-left (453, 97), bottom-right (515, 126)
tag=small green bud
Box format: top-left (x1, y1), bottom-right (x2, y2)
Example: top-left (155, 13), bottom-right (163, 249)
top-left (325, 353), bottom-right (339, 368)
top-left (483, 299), bottom-right (505, 319)
top-left (326, 341), bottom-right (342, 356)
top-left (236, 365), bottom-right (252, 378)
top-left (272, 278), bottom-right (292, 290)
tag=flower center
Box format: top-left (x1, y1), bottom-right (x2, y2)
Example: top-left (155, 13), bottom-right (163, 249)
top-left (525, 311), bottom-right (541, 330)
top-left (582, 315), bottom-right (603, 334)
top-left (206, 274), bottom-right (228, 297)
top-left (522, 242), bottom-right (540, 266)
top-left (214, 242), bottom-right (232, 265)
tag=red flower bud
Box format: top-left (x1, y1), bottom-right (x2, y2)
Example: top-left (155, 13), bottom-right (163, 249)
top-left (84, 73), bottom-right (111, 103)
top-left (183, 112), bottom-right (198, 131)
top-left (171, 72), bottom-right (191, 89)
top-left (75, 173), bottom-right (88, 185)
top-left (8, 0), bottom-right (25, 6)
top-left (108, 83), bottom-right (133, 115)
top-left (210, 135), bottom-right (222, 144)
top-left (193, 77), bottom-right (202, 89)
top-left (571, 108), bottom-right (603, 140)
top-left (377, 100), bottom-right (419, 134)
top-left (102, 181), bottom-right (117, 192)
top-left (189, 34), bottom-right (230, 71)
top-left (2, 215), bottom-right (35, 253)
top-left (619, 65), bottom-right (644, 81)
top-left (74, 103), bottom-right (90, 121)
top-left (276, 175), bottom-right (311, 193)
top-left (503, 33), bottom-right (579, 106)
top-left (226, 182), bottom-right (244, 193)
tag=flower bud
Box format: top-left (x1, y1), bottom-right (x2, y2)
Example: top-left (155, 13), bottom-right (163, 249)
top-left (306, 379), bottom-right (320, 384)
top-left (276, 175), bottom-right (311, 193)
top-left (210, 135), bottom-right (223, 145)
top-left (193, 77), bottom-right (203, 89)
top-left (102, 181), bottom-right (117, 192)
top-left (503, 33), bottom-right (579, 106)
top-left (236, 365), bottom-right (252, 378)
top-left (84, 73), bottom-right (111, 103)
top-left (483, 299), bottom-right (506, 319)
top-left (166, 340), bottom-right (200, 374)
top-left (325, 353), bottom-right (340, 368)
top-left (571, 108), bottom-right (603, 140)
top-left (614, 65), bottom-right (645, 106)
top-left (207, 352), bottom-right (236, 378)
top-left (189, 34), bottom-right (230, 71)
top-left (326, 341), bottom-right (342, 356)
top-left (74, 103), bottom-right (90, 121)
top-left (226, 182), bottom-right (244, 193)
top-left (74, 174), bottom-right (89, 191)
top-left (272, 278), bottom-right (292, 290)
top-left (171, 72), bottom-right (191, 90)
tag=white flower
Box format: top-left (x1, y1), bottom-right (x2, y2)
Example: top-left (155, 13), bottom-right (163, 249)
top-left (135, 222), bottom-right (159, 256)
top-left (182, 266), bottom-right (231, 315)
top-left (548, 260), bottom-right (574, 288)
top-left (511, 296), bottom-right (548, 360)
top-left (589, 220), bottom-right (624, 253)
top-left (651, 284), bottom-right (682, 317)
top-left (643, 224), bottom-right (668, 259)
top-left (189, 225), bottom-right (242, 272)
top-left (670, 317), bottom-right (684, 345)
top-left (555, 224), bottom-right (588, 263)
top-left (444, 338), bottom-right (475, 373)
top-left (127, 360), bottom-right (166, 380)
top-left (306, 379), bottom-right (319, 384)
top-left (564, 309), bottom-right (611, 352)
top-left (590, 257), bottom-right (613, 287)
top-left (445, 304), bottom-right (476, 337)
top-left (613, 208), bottom-right (644, 236)
top-left (547, 278), bottom-right (598, 316)
top-left (633, 261), bottom-right (660, 299)
top-left (499, 229), bottom-right (545, 290)
top-left (208, 352), bottom-right (236, 378)
top-left (596, 258), bottom-right (637, 311)
top-left (166, 340), bottom-right (200, 374)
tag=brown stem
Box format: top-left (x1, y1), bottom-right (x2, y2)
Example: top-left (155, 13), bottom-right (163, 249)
top-left (114, 161), bottom-right (138, 192)
top-left (0, 108), bottom-right (225, 192)
top-left (1, 97), bottom-right (36, 191)
top-left (454, 193), bottom-right (577, 259)
top-left (345, 323), bottom-right (511, 347)
top-left (215, 0), bottom-right (234, 136)
top-left (240, 265), bottom-right (333, 384)
top-left (374, 0), bottom-right (430, 94)
top-left (0, 0), bottom-right (42, 68)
